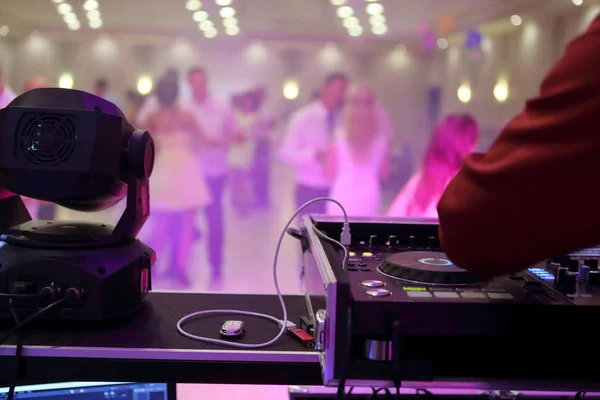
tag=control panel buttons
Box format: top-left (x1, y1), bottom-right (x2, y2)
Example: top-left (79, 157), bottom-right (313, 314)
top-left (406, 291), bottom-right (432, 298)
top-left (361, 280), bottom-right (385, 288)
top-left (433, 291), bottom-right (459, 298)
top-left (366, 288), bottom-right (392, 297)
top-left (487, 292), bottom-right (514, 300)
top-left (460, 292), bottom-right (486, 299)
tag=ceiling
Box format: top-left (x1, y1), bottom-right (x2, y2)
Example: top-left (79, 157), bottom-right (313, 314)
top-left (0, 0), bottom-right (589, 42)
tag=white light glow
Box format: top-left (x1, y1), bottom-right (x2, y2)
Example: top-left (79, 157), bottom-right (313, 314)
top-left (59, 73), bottom-right (74, 89)
top-left (52, 0), bottom-right (64, 3)
top-left (396, 44), bottom-right (407, 53)
top-left (366, 3), bottom-right (384, 15)
top-left (137, 76), bottom-right (153, 95)
top-left (185, 0), bottom-right (202, 11)
top-left (437, 38), bottom-right (448, 49)
top-left (226, 25), bottom-right (240, 35)
top-left (337, 6), bottom-right (354, 18)
top-left (193, 11), bottom-right (209, 21)
top-left (510, 15), bottom-right (522, 26)
top-left (330, 0), bottom-right (346, 5)
top-left (216, 0), bottom-right (232, 5)
top-left (348, 25), bottom-right (363, 36)
top-left (369, 14), bottom-right (385, 25)
top-left (63, 13), bottom-right (77, 23)
top-left (283, 80), bottom-right (299, 100)
top-left (219, 7), bottom-right (236, 18)
top-left (457, 84), bottom-right (471, 104)
top-left (68, 20), bottom-right (81, 30)
top-left (372, 24), bottom-right (388, 35)
top-left (204, 28), bottom-right (218, 38)
top-left (199, 20), bottom-right (214, 30)
top-left (493, 79), bottom-right (509, 103)
top-left (87, 10), bottom-right (101, 19)
top-left (223, 17), bottom-right (238, 27)
top-left (57, 3), bottom-right (72, 14)
top-left (572, 0), bottom-right (583, 5)
top-left (83, 0), bottom-right (99, 11)
top-left (342, 16), bottom-right (359, 28)
top-left (89, 18), bottom-right (103, 28)
top-left (0, 26), bottom-right (9, 37)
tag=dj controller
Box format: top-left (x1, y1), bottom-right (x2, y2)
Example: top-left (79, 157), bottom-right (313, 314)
top-left (301, 216), bottom-right (600, 391)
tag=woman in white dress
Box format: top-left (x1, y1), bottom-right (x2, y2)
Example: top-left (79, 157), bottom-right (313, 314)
top-left (141, 76), bottom-right (213, 287)
top-left (387, 114), bottom-right (479, 218)
top-left (325, 83), bottom-right (390, 216)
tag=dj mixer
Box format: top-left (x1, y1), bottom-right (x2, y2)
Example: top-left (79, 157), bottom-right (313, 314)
top-left (301, 216), bottom-right (600, 391)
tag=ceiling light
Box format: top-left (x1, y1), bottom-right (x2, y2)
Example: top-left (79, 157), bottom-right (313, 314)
top-left (204, 28), bottom-right (218, 38)
top-left (283, 80), bottom-right (299, 100)
top-left (372, 24), bottom-right (388, 35)
top-left (57, 3), bottom-right (72, 14)
top-left (185, 0), bottom-right (202, 11)
top-left (223, 17), bottom-right (238, 27)
top-left (215, 0), bottom-right (232, 5)
top-left (63, 13), bottom-right (77, 23)
top-left (572, 0), bottom-right (583, 5)
top-left (437, 38), bottom-right (449, 49)
top-left (510, 15), bottom-right (522, 26)
top-left (348, 25), bottom-right (363, 36)
top-left (342, 16), bottom-right (359, 28)
top-left (369, 14), bottom-right (385, 25)
top-left (0, 26), bottom-right (9, 37)
top-left (219, 7), bottom-right (236, 18)
top-left (199, 20), bottom-right (214, 30)
top-left (193, 10), bottom-right (209, 21)
top-left (137, 76), bottom-right (153, 95)
top-left (83, 0), bottom-right (99, 11)
top-left (457, 84), bottom-right (471, 104)
top-left (494, 79), bottom-right (509, 103)
top-left (87, 9), bottom-right (101, 19)
top-left (366, 3), bottom-right (384, 15)
top-left (330, 0), bottom-right (346, 5)
top-left (89, 18), bottom-right (103, 28)
top-left (52, 0), bottom-right (64, 3)
top-left (365, 0), bottom-right (377, 2)
top-left (226, 25), bottom-right (240, 35)
top-left (68, 20), bottom-right (81, 30)
top-left (58, 73), bottom-right (74, 89)
top-left (337, 6), bottom-right (354, 18)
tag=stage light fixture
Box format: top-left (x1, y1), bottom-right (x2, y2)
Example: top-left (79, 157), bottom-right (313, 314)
top-left (0, 89), bottom-right (155, 320)
top-left (136, 76), bottom-right (153, 95)
top-left (58, 73), bottom-right (74, 88)
top-left (457, 83), bottom-right (472, 103)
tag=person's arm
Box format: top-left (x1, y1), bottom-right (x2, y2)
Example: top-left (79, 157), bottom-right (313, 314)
top-left (279, 111), bottom-right (319, 166)
top-left (438, 16), bottom-right (600, 279)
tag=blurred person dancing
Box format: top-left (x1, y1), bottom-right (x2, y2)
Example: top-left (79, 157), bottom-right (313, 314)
top-left (142, 76), bottom-right (213, 287)
top-left (387, 114), bottom-right (479, 218)
top-left (250, 86), bottom-right (276, 210)
top-left (325, 83), bottom-right (391, 216)
top-left (280, 72), bottom-right (348, 217)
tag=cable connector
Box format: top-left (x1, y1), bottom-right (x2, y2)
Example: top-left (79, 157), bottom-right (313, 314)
top-left (340, 222), bottom-right (351, 246)
top-left (278, 319), bottom-right (297, 332)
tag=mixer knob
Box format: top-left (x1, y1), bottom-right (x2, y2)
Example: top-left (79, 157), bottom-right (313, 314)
top-left (369, 235), bottom-right (378, 248)
top-left (578, 265), bottom-right (591, 283)
top-left (555, 267), bottom-right (569, 285)
top-left (584, 259), bottom-right (599, 271)
top-left (409, 235), bottom-right (417, 248)
top-left (561, 259), bottom-right (579, 272)
top-left (388, 235), bottom-right (398, 247)
top-left (427, 236), bottom-right (437, 249)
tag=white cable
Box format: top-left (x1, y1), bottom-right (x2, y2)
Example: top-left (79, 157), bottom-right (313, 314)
top-left (176, 197), bottom-right (349, 348)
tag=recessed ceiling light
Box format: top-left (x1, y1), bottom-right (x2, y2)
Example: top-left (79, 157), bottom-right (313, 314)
top-left (68, 20), bottom-right (81, 30)
top-left (342, 16), bottom-right (359, 28)
top-left (57, 3), bottom-right (72, 14)
top-left (225, 25), bottom-right (240, 35)
top-left (215, 0), bottom-right (232, 5)
top-left (219, 7), bottom-right (236, 18)
top-left (186, 0), bottom-right (202, 11)
top-left (366, 3), bottom-right (384, 15)
top-left (193, 10), bottom-right (209, 21)
top-left (572, 0), bottom-right (583, 5)
top-left (437, 38), bottom-right (449, 49)
top-left (52, 0), bottom-right (64, 3)
top-left (83, 0), bottom-right (99, 11)
top-left (510, 15), bottom-right (522, 26)
top-left (372, 24), bottom-right (388, 35)
top-left (0, 26), bottom-right (9, 36)
top-left (204, 28), bottom-right (218, 38)
top-left (199, 20), bottom-right (214, 30)
top-left (348, 25), bottom-right (363, 37)
top-left (223, 17), bottom-right (238, 27)
top-left (63, 13), bottom-right (77, 23)
top-left (369, 14), bottom-right (385, 25)
top-left (337, 6), bottom-right (354, 18)
top-left (89, 18), bottom-right (103, 28)
top-left (87, 9), bottom-right (100, 19)
top-left (330, 0), bottom-right (346, 5)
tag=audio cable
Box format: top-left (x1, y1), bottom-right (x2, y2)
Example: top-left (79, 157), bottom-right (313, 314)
top-left (177, 197), bottom-right (350, 348)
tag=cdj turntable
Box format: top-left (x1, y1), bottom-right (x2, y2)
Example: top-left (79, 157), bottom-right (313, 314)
top-left (301, 216), bottom-right (600, 391)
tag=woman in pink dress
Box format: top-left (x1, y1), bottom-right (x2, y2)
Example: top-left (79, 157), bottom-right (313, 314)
top-left (387, 114), bottom-right (479, 218)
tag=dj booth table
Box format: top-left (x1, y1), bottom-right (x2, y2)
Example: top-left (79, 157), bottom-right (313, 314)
top-left (0, 292), bottom-right (323, 386)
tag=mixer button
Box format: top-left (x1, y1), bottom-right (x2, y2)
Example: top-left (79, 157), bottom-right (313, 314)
top-left (358, 263), bottom-right (368, 267)
top-left (388, 235), bottom-right (398, 246)
top-left (369, 235), bottom-right (378, 248)
top-left (348, 268), bottom-right (358, 272)
top-left (360, 268), bottom-right (371, 272)
top-left (362, 252), bottom-right (373, 257)
top-left (366, 289), bottom-right (391, 297)
top-left (488, 292), bottom-right (514, 300)
top-left (433, 291), bottom-right (459, 298)
top-left (406, 291), bottom-right (432, 298)
top-left (361, 280), bottom-right (385, 288)
top-left (460, 292), bottom-right (486, 299)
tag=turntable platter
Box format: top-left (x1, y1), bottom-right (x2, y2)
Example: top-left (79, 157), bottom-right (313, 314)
top-left (378, 251), bottom-right (485, 285)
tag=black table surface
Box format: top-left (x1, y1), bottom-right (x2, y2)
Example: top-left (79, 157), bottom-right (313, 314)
top-left (0, 292), bottom-right (324, 386)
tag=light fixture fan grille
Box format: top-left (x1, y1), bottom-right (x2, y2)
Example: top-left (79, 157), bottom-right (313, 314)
top-left (16, 113), bottom-right (78, 166)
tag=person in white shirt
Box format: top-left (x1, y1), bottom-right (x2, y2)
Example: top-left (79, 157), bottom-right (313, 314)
top-left (280, 72), bottom-right (349, 215)
top-left (0, 68), bottom-right (16, 109)
top-left (184, 66), bottom-right (240, 287)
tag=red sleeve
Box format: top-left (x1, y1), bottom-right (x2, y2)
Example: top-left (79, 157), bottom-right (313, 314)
top-left (438, 16), bottom-right (600, 279)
